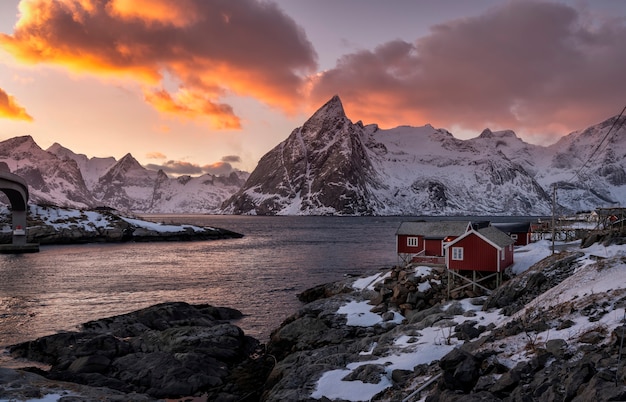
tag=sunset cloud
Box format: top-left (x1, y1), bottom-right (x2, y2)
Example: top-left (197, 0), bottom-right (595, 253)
top-left (146, 151), bottom-right (166, 159)
top-left (145, 159), bottom-right (236, 176)
top-left (0, 0), bottom-right (317, 128)
top-left (309, 1), bottom-right (626, 142)
top-left (0, 87), bottom-right (32, 121)
top-left (221, 155), bottom-right (241, 163)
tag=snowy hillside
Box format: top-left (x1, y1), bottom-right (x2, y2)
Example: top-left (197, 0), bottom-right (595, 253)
top-left (300, 239), bottom-right (626, 401)
top-left (224, 96), bottom-right (624, 216)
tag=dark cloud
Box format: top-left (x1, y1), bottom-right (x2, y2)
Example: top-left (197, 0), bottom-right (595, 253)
top-left (221, 155), bottom-right (241, 163)
top-left (310, 1), bottom-right (626, 142)
top-left (0, 87), bottom-right (32, 121)
top-left (0, 0), bottom-right (317, 127)
top-left (145, 159), bottom-right (234, 176)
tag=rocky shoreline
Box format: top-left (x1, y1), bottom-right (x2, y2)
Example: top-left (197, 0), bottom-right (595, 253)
top-left (3, 235), bottom-right (626, 401)
top-left (0, 206), bottom-right (243, 245)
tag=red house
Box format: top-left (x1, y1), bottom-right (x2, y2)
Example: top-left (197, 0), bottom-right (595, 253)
top-left (492, 222), bottom-right (533, 246)
top-left (396, 221), bottom-right (472, 265)
top-left (444, 225), bottom-right (515, 273)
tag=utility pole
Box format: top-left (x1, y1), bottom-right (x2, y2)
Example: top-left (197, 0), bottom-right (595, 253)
top-left (551, 184), bottom-right (556, 255)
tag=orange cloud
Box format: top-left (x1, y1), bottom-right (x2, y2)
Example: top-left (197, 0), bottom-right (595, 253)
top-left (145, 159), bottom-right (236, 176)
top-left (106, 0), bottom-right (200, 27)
top-left (0, 0), bottom-right (317, 128)
top-left (0, 87), bottom-right (33, 121)
top-left (310, 1), bottom-right (626, 143)
top-left (146, 151), bottom-right (166, 159)
top-left (145, 89), bottom-right (241, 129)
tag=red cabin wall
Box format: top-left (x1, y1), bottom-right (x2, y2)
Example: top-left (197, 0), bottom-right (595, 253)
top-left (448, 233), bottom-right (499, 272)
top-left (424, 239), bottom-right (443, 256)
top-left (397, 234), bottom-right (424, 254)
top-left (510, 232), bottom-right (530, 246)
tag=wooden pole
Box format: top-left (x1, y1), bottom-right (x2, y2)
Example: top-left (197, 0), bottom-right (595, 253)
top-left (552, 183), bottom-right (556, 254)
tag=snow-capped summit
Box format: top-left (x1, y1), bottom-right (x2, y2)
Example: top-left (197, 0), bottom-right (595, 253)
top-left (0, 135), bottom-right (95, 208)
top-left (223, 96), bottom-right (626, 216)
top-left (1, 98), bottom-right (624, 215)
top-left (47, 142), bottom-right (116, 190)
top-left (0, 137), bottom-right (248, 213)
top-left (222, 95), bottom-right (377, 215)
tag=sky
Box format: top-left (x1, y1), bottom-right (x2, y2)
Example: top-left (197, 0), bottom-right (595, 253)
top-left (0, 0), bottom-right (625, 175)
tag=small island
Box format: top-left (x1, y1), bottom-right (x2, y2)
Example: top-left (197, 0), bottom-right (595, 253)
top-left (0, 204), bottom-right (243, 246)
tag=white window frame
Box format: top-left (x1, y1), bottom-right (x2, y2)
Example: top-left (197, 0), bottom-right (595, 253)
top-left (511, 234), bottom-right (518, 240)
top-left (451, 247), bottom-right (464, 261)
top-left (407, 237), bottom-right (419, 247)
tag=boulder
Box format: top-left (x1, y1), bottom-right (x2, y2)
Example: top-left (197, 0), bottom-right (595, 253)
top-left (9, 302), bottom-right (267, 400)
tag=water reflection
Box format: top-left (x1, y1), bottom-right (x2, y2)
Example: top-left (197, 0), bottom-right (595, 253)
top-left (0, 216), bottom-right (404, 350)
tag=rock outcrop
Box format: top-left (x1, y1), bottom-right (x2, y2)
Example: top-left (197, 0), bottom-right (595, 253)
top-left (8, 302), bottom-right (274, 401)
top-left (5, 240), bottom-right (626, 401)
top-left (0, 205), bottom-right (243, 245)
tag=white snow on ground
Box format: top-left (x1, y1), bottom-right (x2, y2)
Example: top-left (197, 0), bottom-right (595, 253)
top-left (338, 300), bottom-right (404, 327)
top-left (120, 217), bottom-right (210, 233)
top-left (312, 239), bottom-right (626, 401)
top-left (1, 205), bottom-right (215, 234)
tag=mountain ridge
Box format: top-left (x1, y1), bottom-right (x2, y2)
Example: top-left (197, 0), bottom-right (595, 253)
top-left (0, 135), bottom-right (248, 213)
top-left (223, 96), bottom-right (624, 216)
top-left (1, 96), bottom-right (624, 215)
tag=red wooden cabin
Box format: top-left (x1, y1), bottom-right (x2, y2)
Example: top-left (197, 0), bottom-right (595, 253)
top-left (444, 226), bottom-right (515, 272)
top-left (396, 221), bottom-right (472, 265)
top-left (492, 222), bottom-right (533, 246)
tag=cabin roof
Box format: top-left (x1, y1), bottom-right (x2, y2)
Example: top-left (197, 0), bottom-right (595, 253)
top-left (491, 222), bottom-right (531, 233)
top-left (444, 225), bottom-right (514, 250)
top-left (396, 221), bottom-right (471, 239)
top-left (477, 226), bottom-right (516, 247)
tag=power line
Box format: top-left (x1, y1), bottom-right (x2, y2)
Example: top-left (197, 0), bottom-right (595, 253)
top-left (567, 105), bottom-right (626, 184)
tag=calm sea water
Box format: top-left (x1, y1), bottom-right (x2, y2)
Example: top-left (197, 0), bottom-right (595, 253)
top-left (0, 215), bottom-right (411, 352)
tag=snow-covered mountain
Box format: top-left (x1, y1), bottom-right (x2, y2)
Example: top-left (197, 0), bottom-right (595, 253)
top-left (1, 96), bottom-right (623, 215)
top-left (0, 136), bottom-right (248, 213)
top-left (222, 96), bottom-right (625, 216)
top-left (0, 136), bottom-right (95, 208)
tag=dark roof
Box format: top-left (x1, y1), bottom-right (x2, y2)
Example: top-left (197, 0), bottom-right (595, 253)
top-left (476, 226), bottom-right (516, 248)
top-left (396, 221), bottom-right (470, 238)
top-left (444, 225), bottom-right (515, 249)
top-left (492, 222), bottom-right (532, 233)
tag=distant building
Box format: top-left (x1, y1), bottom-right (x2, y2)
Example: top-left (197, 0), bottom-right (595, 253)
top-left (492, 222), bottom-right (533, 246)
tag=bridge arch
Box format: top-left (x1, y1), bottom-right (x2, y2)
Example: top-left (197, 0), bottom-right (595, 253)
top-left (0, 170), bottom-right (29, 245)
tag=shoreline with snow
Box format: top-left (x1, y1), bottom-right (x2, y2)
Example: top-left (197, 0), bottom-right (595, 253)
top-left (3, 228), bottom-right (626, 400)
top-left (0, 205), bottom-right (243, 245)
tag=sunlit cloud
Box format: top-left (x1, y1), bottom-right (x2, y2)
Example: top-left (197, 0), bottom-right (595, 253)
top-left (0, 0), bottom-right (317, 128)
top-left (0, 87), bottom-right (32, 121)
top-left (309, 1), bottom-right (626, 143)
top-left (145, 159), bottom-right (236, 176)
top-left (146, 151), bottom-right (166, 159)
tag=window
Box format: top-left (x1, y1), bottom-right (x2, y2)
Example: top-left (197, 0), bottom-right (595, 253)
top-left (511, 234), bottom-right (518, 240)
top-left (407, 237), bottom-right (419, 247)
top-left (451, 247), bottom-right (464, 260)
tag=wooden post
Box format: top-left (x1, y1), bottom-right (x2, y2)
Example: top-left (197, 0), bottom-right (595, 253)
top-left (552, 183), bottom-right (556, 254)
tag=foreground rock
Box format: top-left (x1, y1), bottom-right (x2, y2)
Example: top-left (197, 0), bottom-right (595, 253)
top-left (261, 240), bottom-right (626, 401)
top-left (5, 240), bottom-right (626, 401)
top-left (7, 302), bottom-right (274, 401)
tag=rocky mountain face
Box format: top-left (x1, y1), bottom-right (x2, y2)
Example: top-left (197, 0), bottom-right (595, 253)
top-left (0, 136), bottom-right (248, 213)
top-left (223, 96), bottom-right (625, 216)
top-left (1, 96), bottom-right (623, 215)
top-left (223, 95), bottom-right (379, 215)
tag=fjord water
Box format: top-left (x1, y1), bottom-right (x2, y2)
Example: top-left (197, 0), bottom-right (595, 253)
top-left (0, 215), bottom-right (406, 350)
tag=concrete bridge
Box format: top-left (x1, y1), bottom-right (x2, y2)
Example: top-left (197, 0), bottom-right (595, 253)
top-left (0, 170), bottom-right (38, 252)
